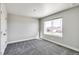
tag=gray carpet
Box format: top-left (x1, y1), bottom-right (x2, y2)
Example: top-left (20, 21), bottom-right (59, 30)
top-left (4, 39), bottom-right (79, 55)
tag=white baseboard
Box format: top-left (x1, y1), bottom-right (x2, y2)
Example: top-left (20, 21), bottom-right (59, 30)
top-left (7, 37), bottom-right (79, 53)
top-left (43, 38), bottom-right (79, 52)
top-left (8, 37), bottom-right (38, 44)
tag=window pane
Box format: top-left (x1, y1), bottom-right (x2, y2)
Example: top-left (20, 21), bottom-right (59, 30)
top-left (44, 18), bottom-right (62, 37)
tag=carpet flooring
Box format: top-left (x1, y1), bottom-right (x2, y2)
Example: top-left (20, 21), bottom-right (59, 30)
top-left (4, 39), bottom-right (79, 55)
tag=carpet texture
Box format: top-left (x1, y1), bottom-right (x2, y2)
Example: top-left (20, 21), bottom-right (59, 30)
top-left (4, 39), bottom-right (79, 55)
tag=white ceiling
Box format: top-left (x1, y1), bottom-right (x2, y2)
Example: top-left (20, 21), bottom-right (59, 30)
top-left (6, 3), bottom-right (79, 18)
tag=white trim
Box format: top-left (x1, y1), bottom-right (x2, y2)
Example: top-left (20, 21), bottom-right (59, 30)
top-left (42, 38), bottom-right (79, 52)
top-left (7, 37), bottom-right (38, 44)
top-left (1, 43), bottom-right (7, 55)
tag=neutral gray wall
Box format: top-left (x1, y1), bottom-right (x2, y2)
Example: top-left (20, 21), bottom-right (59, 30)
top-left (7, 14), bottom-right (39, 43)
top-left (40, 6), bottom-right (79, 51)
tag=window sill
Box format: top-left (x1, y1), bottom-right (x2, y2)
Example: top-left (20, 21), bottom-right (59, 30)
top-left (44, 32), bottom-right (62, 38)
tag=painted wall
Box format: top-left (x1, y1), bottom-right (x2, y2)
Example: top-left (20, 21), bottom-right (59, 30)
top-left (7, 14), bottom-right (39, 43)
top-left (40, 6), bottom-right (79, 51)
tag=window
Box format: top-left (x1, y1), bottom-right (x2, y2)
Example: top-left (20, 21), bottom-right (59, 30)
top-left (44, 18), bottom-right (62, 37)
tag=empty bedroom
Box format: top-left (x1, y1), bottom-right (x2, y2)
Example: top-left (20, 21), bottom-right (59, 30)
top-left (0, 3), bottom-right (79, 55)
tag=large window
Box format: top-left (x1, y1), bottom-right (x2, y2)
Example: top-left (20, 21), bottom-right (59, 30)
top-left (44, 18), bottom-right (62, 37)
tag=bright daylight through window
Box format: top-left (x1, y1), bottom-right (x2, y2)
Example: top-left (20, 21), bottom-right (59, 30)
top-left (44, 18), bottom-right (62, 37)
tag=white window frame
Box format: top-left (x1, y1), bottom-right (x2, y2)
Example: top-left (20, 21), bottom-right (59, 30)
top-left (44, 18), bottom-right (63, 37)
